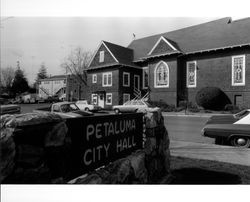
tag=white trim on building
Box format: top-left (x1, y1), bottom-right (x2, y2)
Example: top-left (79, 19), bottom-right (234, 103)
top-left (186, 61), bottom-right (197, 88)
top-left (232, 55), bottom-right (245, 86)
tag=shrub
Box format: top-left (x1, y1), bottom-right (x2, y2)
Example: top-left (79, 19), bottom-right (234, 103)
top-left (163, 104), bottom-right (176, 112)
top-left (187, 102), bottom-right (200, 112)
top-left (149, 100), bottom-right (176, 112)
top-left (195, 87), bottom-right (231, 111)
top-left (224, 104), bottom-right (239, 111)
top-left (179, 100), bottom-right (188, 108)
top-left (149, 100), bottom-right (168, 108)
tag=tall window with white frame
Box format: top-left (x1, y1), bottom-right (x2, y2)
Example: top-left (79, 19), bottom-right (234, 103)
top-left (106, 93), bottom-right (112, 105)
top-left (232, 55), bottom-right (245, 86)
top-left (99, 51), bottom-right (104, 63)
top-left (123, 93), bottom-right (130, 104)
top-left (154, 61), bottom-right (169, 88)
top-left (143, 67), bottom-right (149, 89)
top-left (102, 72), bottom-right (112, 87)
top-left (123, 72), bottom-right (130, 87)
top-left (186, 61), bottom-right (197, 88)
top-left (92, 74), bottom-right (97, 83)
top-left (91, 94), bottom-right (97, 105)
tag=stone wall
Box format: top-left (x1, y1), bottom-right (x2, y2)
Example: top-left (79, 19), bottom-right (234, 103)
top-left (0, 113), bottom-right (68, 183)
top-left (0, 108), bottom-right (171, 184)
top-left (69, 108), bottom-right (171, 184)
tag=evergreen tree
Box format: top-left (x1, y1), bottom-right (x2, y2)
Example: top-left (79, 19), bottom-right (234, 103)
top-left (11, 62), bottom-right (29, 95)
top-left (36, 63), bottom-right (48, 82)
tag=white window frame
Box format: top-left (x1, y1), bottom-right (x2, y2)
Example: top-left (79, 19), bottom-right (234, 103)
top-left (106, 93), bottom-right (112, 105)
top-left (232, 55), bottom-right (245, 86)
top-left (134, 75), bottom-right (140, 90)
top-left (99, 51), bottom-right (104, 63)
top-left (186, 61), bottom-right (197, 88)
top-left (92, 74), bottom-right (97, 83)
top-left (154, 61), bottom-right (169, 88)
top-left (142, 67), bottom-right (149, 89)
top-left (123, 93), bottom-right (130, 104)
top-left (123, 72), bottom-right (130, 87)
top-left (91, 94), bottom-right (98, 105)
top-left (102, 72), bottom-right (112, 87)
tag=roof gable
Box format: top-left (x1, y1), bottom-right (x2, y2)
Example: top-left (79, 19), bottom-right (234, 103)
top-left (148, 36), bottom-right (177, 56)
top-left (88, 41), bottom-right (118, 68)
top-left (89, 41), bottom-right (137, 69)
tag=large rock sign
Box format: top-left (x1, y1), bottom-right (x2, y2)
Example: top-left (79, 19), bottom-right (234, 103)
top-left (70, 107), bottom-right (171, 184)
top-left (66, 113), bottom-right (143, 176)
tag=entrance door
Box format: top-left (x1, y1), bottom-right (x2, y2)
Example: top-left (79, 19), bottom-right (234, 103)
top-left (134, 75), bottom-right (140, 90)
top-left (98, 94), bottom-right (105, 108)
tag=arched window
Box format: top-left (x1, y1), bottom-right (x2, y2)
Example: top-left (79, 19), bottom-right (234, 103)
top-left (154, 61), bottom-right (169, 88)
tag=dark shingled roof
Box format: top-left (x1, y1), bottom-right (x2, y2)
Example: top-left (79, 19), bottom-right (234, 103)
top-left (103, 41), bottom-right (136, 67)
top-left (128, 17), bottom-right (250, 61)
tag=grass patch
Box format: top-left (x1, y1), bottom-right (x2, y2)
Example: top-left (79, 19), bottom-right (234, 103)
top-left (170, 156), bottom-right (250, 184)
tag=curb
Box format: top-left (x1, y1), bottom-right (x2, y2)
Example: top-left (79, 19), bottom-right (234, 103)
top-left (162, 113), bottom-right (213, 118)
top-left (162, 112), bottom-right (228, 118)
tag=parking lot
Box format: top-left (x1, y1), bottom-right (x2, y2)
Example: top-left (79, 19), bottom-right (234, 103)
top-left (18, 103), bottom-right (213, 145)
top-left (20, 103), bottom-right (51, 114)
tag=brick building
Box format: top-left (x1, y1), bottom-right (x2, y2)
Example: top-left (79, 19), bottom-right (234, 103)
top-left (87, 18), bottom-right (250, 109)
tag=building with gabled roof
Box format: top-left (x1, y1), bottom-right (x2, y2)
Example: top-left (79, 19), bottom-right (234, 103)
top-left (87, 17), bottom-right (250, 109)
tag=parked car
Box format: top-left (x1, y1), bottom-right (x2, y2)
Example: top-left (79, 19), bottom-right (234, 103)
top-left (75, 100), bottom-right (102, 112)
top-left (0, 97), bottom-right (11, 105)
top-left (33, 101), bottom-right (93, 118)
top-left (201, 109), bottom-right (250, 148)
top-left (0, 104), bottom-right (21, 115)
top-left (112, 100), bottom-right (151, 114)
top-left (45, 95), bottom-right (61, 103)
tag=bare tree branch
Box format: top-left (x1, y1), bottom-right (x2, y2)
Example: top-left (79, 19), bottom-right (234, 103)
top-left (1, 66), bottom-right (15, 88)
top-left (61, 47), bottom-right (92, 86)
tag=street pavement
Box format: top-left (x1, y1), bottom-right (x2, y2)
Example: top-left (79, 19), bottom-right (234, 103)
top-left (170, 140), bottom-right (250, 166)
top-left (163, 115), bottom-right (214, 144)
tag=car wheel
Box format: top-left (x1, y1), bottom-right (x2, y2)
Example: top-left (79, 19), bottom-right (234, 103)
top-left (230, 136), bottom-right (250, 148)
top-left (85, 107), bottom-right (89, 112)
top-left (114, 109), bottom-right (120, 114)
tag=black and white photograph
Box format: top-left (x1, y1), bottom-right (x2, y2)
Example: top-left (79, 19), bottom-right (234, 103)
top-left (1, 0), bottom-right (250, 201)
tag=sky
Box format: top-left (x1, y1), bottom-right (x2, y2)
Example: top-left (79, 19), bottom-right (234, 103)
top-left (1, 17), bottom-right (220, 84)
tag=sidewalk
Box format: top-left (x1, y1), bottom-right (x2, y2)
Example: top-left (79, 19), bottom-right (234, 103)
top-left (170, 140), bottom-right (250, 166)
top-left (162, 111), bottom-right (227, 117)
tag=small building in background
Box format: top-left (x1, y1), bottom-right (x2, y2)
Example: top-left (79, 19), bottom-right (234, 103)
top-left (38, 74), bottom-right (88, 101)
top-left (38, 75), bottom-right (66, 100)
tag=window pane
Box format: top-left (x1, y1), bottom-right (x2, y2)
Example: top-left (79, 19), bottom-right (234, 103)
top-left (123, 73), bottom-right (129, 86)
top-left (108, 74), bottom-right (112, 85)
top-left (233, 57), bottom-right (243, 84)
top-left (99, 51), bottom-right (104, 63)
top-left (123, 94), bottom-right (130, 104)
top-left (104, 74), bottom-right (107, 85)
top-left (188, 62), bottom-right (196, 86)
top-left (143, 68), bottom-right (149, 88)
top-left (106, 94), bottom-right (112, 104)
top-left (156, 63), bottom-right (168, 86)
